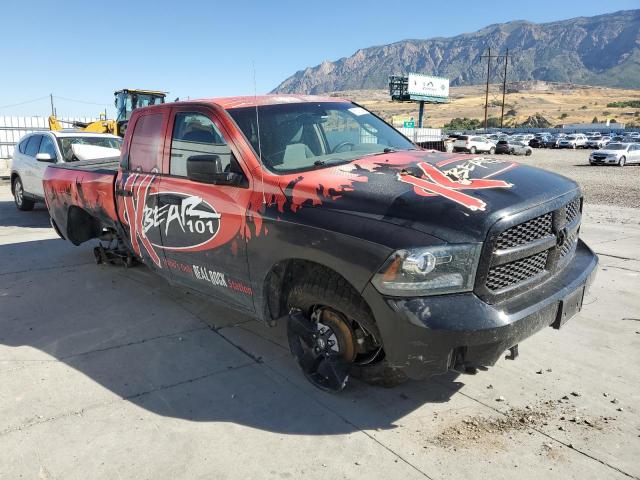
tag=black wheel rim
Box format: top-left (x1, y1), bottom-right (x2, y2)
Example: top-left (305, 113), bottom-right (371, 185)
top-left (287, 309), bottom-right (352, 392)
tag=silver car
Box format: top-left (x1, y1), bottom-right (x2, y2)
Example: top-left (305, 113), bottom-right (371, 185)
top-left (589, 143), bottom-right (640, 167)
top-left (586, 136), bottom-right (610, 149)
top-left (510, 141), bottom-right (533, 156)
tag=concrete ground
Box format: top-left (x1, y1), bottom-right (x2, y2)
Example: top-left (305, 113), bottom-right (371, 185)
top-left (0, 179), bottom-right (638, 479)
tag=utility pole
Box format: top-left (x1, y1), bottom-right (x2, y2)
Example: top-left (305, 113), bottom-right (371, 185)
top-left (500, 49), bottom-right (509, 128)
top-left (481, 49), bottom-right (510, 130)
top-left (50, 94), bottom-right (55, 117)
top-left (484, 48), bottom-right (491, 129)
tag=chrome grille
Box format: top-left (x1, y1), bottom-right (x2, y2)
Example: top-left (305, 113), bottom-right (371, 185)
top-left (495, 213), bottom-right (552, 249)
top-left (486, 251), bottom-right (548, 291)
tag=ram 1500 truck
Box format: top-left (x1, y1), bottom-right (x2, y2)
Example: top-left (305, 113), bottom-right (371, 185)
top-left (43, 95), bottom-right (598, 392)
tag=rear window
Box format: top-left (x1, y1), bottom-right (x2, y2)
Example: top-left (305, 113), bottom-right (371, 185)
top-left (458, 136), bottom-right (469, 140)
top-left (18, 137), bottom-right (29, 154)
top-left (497, 140), bottom-right (508, 144)
top-left (24, 135), bottom-right (42, 157)
top-left (128, 114), bottom-right (164, 172)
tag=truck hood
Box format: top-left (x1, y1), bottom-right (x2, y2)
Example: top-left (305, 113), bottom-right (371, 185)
top-left (275, 150), bottom-right (579, 243)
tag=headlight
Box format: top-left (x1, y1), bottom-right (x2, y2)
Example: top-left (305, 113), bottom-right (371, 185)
top-left (371, 244), bottom-right (482, 297)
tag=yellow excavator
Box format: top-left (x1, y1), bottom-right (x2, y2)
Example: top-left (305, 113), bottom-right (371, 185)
top-left (48, 88), bottom-right (167, 137)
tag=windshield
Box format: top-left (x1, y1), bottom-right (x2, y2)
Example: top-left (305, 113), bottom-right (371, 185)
top-left (58, 136), bottom-right (122, 161)
top-left (115, 92), bottom-right (165, 122)
top-left (605, 143), bottom-right (627, 151)
top-left (227, 102), bottom-right (416, 173)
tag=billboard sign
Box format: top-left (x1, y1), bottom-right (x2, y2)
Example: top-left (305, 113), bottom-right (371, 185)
top-left (407, 73), bottom-right (449, 100)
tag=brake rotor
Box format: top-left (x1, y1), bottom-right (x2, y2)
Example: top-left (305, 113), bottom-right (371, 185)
top-left (287, 306), bottom-right (357, 392)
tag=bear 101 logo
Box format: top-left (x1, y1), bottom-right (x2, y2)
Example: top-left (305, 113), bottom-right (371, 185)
top-left (142, 193), bottom-right (221, 250)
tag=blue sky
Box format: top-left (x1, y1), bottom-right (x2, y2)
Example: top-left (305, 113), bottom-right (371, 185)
top-left (0, 0), bottom-right (637, 117)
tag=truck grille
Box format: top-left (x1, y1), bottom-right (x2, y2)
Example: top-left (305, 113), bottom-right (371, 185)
top-left (565, 198), bottom-right (580, 223)
top-left (480, 196), bottom-right (582, 301)
top-left (496, 213), bottom-right (552, 249)
top-left (486, 251), bottom-right (548, 291)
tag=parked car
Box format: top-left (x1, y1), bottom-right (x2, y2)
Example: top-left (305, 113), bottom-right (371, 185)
top-left (529, 135), bottom-right (551, 148)
top-left (453, 135), bottom-right (496, 154)
top-left (558, 134), bottom-right (588, 149)
top-left (510, 141), bottom-right (533, 156)
top-left (542, 135), bottom-right (563, 148)
top-left (496, 140), bottom-right (532, 155)
top-left (589, 143), bottom-right (640, 167)
top-left (585, 131), bottom-right (601, 137)
top-left (10, 130), bottom-right (122, 210)
top-left (41, 95), bottom-right (597, 392)
top-left (586, 136), bottom-right (610, 149)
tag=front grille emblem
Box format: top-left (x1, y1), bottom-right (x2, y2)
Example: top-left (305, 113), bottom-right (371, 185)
top-left (556, 227), bottom-right (568, 247)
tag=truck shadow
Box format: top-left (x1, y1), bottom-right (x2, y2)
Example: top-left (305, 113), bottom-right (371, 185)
top-left (0, 235), bottom-right (465, 436)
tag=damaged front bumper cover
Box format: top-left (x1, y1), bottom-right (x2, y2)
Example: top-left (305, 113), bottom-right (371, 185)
top-left (362, 240), bottom-right (598, 380)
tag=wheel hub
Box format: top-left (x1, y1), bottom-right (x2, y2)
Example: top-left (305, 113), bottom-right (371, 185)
top-left (287, 307), bottom-right (358, 392)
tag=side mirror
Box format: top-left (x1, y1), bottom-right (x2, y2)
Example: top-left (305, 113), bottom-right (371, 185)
top-left (186, 155), bottom-right (243, 186)
top-left (36, 153), bottom-right (56, 163)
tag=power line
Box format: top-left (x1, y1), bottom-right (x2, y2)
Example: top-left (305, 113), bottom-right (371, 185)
top-left (0, 95), bottom-right (50, 110)
top-left (54, 95), bottom-right (109, 106)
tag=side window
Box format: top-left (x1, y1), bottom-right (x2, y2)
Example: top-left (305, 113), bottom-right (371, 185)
top-left (170, 112), bottom-right (232, 177)
top-left (18, 137), bottom-right (29, 154)
top-left (39, 136), bottom-right (58, 160)
top-left (128, 113), bottom-right (164, 172)
top-left (24, 135), bottom-right (42, 157)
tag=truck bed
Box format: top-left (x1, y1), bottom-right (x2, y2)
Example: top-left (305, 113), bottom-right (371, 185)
top-left (43, 159), bottom-right (120, 245)
top-left (48, 157), bottom-right (120, 174)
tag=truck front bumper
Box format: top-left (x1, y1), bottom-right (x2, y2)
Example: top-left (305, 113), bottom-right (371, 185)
top-left (362, 240), bottom-right (598, 380)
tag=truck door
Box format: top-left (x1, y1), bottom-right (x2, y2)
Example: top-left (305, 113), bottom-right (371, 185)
top-left (115, 110), bottom-right (169, 274)
top-left (157, 107), bottom-right (254, 311)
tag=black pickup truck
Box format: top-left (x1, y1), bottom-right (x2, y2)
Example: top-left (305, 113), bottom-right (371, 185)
top-left (43, 95), bottom-right (598, 391)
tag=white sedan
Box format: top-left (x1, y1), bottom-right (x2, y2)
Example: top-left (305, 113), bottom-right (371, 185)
top-left (589, 143), bottom-right (640, 167)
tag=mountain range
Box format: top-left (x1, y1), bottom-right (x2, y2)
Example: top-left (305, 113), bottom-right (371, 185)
top-left (272, 10), bottom-right (640, 94)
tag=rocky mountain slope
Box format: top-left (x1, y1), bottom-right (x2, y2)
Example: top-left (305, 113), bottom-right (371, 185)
top-left (273, 10), bottom-right (640, 93)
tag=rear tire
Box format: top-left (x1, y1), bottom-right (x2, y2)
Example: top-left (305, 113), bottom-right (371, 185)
top-left (12, 176), bottom-right (35, 211)
top-left (286, 268), bottom-right (407, 390)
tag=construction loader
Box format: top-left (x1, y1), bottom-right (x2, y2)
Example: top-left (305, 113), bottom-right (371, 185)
top-left (48, 88), bottom-right (166, 137)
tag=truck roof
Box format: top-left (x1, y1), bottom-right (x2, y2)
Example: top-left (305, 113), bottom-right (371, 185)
top-left (178, 94), bottom-right (350, 110)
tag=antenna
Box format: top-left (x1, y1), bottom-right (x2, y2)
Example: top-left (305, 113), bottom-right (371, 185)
top-left (253, 61), bottom-right (266, 204)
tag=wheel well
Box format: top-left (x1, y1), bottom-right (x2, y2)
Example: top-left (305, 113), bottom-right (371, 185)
top-left (66, 206), bottom-right (102, 246)
top-left (262, 259), bottom-right (373, 324)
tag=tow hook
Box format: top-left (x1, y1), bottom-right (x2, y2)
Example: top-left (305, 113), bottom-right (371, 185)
top-left (505, 345), bottom-right (519, 360)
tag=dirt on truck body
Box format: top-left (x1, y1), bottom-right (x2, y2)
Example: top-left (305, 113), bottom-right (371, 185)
top-left (42, 95), bottom-right (598, 392)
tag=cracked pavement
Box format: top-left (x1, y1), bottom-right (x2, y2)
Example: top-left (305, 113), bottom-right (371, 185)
top-left (0, 183), bottom-right (638, 479)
